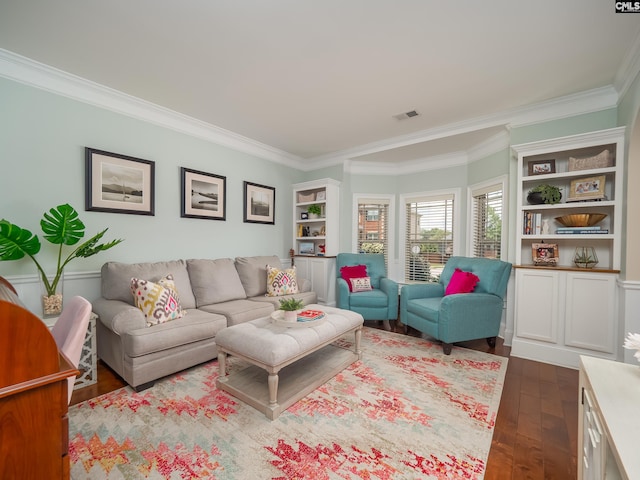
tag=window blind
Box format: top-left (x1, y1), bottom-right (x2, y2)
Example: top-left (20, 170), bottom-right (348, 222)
top-left (471, 186), bottom-right (502, 259)
top-left (357, 202), bottom-right (389, 265)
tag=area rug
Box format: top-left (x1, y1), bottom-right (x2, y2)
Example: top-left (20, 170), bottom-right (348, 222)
top-left (68, 327), bottom-right (507, 479)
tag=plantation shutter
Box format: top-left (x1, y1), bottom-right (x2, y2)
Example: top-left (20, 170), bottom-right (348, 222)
top-left (404, 194), bottom-right (454, 282)
top-left (471, 185), bottom-right (502, 259)
top-left (357, 199), bottom-right (389, 266)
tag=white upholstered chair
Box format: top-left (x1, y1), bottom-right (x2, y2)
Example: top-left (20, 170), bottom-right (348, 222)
top-left (51, 296), bottom-right (92, 404)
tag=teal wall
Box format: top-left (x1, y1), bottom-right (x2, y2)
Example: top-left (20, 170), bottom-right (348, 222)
top-left (0, 77), bottom-right (304, 276)
top-left (2, 73), bottom-right (637, 282)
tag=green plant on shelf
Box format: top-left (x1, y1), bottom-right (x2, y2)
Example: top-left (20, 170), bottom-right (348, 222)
top-left (278, 297), bottom-right (304, 311)
top-left (527, 184), bottom-right (562, 204)
top-left (307, 204), bottom-right (322, 216)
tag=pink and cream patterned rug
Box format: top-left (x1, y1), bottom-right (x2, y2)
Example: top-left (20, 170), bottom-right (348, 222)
top-left (69, 327), bottom-right (507, 479)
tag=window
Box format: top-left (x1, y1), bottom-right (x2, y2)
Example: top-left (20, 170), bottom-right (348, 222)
top-left (403, 192), bottom-right (456, 282)
top-left (354, 197), bottom-right (392, 267)
top-left (366, 209), bottom-right (379, 221)
top-left (469, 178), bottom-right (506, 259)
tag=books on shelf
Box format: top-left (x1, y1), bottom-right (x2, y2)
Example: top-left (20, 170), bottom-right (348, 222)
top-left (523, 212), bottom-right (542, 235)
top-left (297, 310), bottom-right (325, 322)
top-left (555, 227), bottom-right (609, 234)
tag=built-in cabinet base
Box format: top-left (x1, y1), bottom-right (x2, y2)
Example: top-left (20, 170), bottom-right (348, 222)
top-left (511, 267), bottom-right (619, 369)
top-left (294, 256), bottom-right (336, 306)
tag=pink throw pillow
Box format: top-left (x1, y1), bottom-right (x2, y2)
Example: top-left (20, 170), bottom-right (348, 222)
top-left (445, 268), bottom-right (480, 296)
top-left (340, 264), bottom-right (368, 292)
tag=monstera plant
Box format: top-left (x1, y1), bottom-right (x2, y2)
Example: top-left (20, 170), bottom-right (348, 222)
top-left (0, 203), bottom-right (123, 315)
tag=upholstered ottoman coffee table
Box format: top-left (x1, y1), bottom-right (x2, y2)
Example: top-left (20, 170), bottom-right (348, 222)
top-left (215, 305), bottom-right (364, 420)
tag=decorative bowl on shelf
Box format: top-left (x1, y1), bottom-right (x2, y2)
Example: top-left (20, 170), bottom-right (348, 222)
top-left (555, 213), bottom-right (607, 227)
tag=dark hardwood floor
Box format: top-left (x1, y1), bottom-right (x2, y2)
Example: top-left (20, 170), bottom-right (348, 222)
top-left (70, 321), bottom-right (578, 479)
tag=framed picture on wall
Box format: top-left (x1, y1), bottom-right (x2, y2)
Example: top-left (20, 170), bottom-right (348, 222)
top-left (243, 181), bottom-right (275, 224)
top-left (85, 148), bottom-right (155, 215)
top-left (180, 167), bottom-right (226, 220)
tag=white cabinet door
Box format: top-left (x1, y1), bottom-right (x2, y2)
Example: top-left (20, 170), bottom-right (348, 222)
top-left (565, 272), bottom-right (616, 353)
top-left (515, 268), bottom-right (560, 343)
top-left (295, 256), bottom-right (336, 306)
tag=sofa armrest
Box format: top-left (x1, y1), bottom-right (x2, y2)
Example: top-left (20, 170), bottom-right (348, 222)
top-left (401, 282), bottom-right (444, 301)
top-left (92, 297), bottom-right (146, 335)
top-left (379, 277), bottom-right (399, 320)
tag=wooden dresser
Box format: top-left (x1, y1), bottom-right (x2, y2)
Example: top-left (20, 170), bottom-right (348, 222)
top-left (0, 280), bottom-right (78, 479)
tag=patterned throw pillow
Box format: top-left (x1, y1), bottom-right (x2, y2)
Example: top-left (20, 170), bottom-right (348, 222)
top-left (131, 274), bottom-right (185, 326)
top-left (349, 276), bottom-right (372, 292)
top-left (266, 265), bottom-right (299, 297)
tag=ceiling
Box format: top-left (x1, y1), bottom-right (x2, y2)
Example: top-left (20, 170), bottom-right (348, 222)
top-left (1, 1), bottom-right (639, 170)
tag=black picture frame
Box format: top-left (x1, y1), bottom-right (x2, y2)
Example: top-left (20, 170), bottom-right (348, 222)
top-left (243, 181), bottom-right (275, 225)
top-left (180, 167), bottom-right (226, 220)
top-left (85, 148), bottom-right (155, 215)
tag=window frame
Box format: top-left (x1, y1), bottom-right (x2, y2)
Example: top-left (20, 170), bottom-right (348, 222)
top-left (467, 175), bottom-right (508, 260)
top-left (399, 188), bottom-right (461, 283)
top-left (352, 193), bottom-right (395, 272)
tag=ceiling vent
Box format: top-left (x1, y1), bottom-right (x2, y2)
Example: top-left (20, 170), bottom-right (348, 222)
top-left (393, 110), bottom-right (420, 120)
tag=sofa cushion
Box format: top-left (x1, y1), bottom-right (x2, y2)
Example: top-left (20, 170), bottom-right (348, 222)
top-left (349, 276), bottom-right (372, 292)
top-left (235, 255), bottom-right (282, 297)
top-left (248, 290), bottom-right (318, 309)
top-left (445, 268), bottom-right (480, 296)
top-left (187, 258), bottom-right (247, 307)
top-left (266, 265), bottom-right (299, 296)
top-left (340, 264), bottom-right (368, 292)
top-left (199, 299), bottom-right (273, 326)
top-left (101, 260), bottom-right (196, 309)
top-left (122, 309), bottom-right (227, 358)
top-left (131, 274), bottom-right (186, 326)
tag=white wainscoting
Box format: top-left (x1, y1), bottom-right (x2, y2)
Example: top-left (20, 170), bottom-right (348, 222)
top-left (4, 271), bottom-right (102, 318)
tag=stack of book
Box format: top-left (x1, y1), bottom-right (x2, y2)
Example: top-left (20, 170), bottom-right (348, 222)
top-left (297, 310), bottom-right (325, 322)
top-left (555, 226), bottom-right (609, 234)
top-left (523, 212), bottom-right (542, 235)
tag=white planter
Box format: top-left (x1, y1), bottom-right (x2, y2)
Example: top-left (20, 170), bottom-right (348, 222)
top-left (283, 310), bottom-right (298, 322)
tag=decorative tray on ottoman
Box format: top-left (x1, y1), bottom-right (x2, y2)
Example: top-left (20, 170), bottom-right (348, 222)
top-left (271, 309), bottom-right (327, 328)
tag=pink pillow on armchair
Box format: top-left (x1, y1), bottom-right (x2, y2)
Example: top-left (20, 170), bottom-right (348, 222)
top-left (445, 268), bottom-right (480, 295)
top-left (340, 264), bottom-right (368, 292)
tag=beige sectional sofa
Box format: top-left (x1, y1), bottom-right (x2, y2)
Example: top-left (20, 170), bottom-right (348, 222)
top-left (92, 255), bottom-right (316, 390)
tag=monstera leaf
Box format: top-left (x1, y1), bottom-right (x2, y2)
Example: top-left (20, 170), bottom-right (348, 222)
top-left (40, 203), bottom-right (86, 246)
top-left (0, 221), bottom-right (42, 261)
top-left (0, 204), bottom-right (123, 295)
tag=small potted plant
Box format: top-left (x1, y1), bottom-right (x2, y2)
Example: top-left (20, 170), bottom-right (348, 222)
top-left (307, 204), bottom-right (322, 219)
top-left (0, 203), bottom-right (124, 317)
top-left (527, 184), bottom-right (562, 205)
top-left (278, 297), bottom-right (304, 322)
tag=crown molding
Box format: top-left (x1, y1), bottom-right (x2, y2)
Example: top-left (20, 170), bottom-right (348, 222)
top-left (0, 49), bottom-right (304, 169)
top-left (614, 27), bottom-right (640, 101)
top-left (0, 48), bottom-right (630, 175)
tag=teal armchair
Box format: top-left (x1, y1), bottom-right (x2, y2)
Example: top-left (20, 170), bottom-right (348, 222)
top-left (336, 253), bottom-right (398, 328)
top-left (400, 256), bottom-right (511, 354)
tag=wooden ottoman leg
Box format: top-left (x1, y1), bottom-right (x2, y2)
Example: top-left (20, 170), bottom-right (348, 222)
top-left (268, 371), bottom-right (280, 408)
top-left (354, 327), bottom-right (363, 359)
top-left (217, 351), bottom-right (227, 382)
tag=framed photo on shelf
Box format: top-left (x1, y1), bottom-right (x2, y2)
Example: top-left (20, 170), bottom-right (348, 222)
top-left (315, 190), bottom-right (326, 201)
top-left (243, 181), bottom-right (275, 224)
top-left (180, 167), bottom-right (226, 220)
top-left (528, 159), bottom-right (556, 176)
top-left (567, 175), bottom-right (606, 202)
top-left (532, 243), bottom-right (559, 266)
top-left (300, 212), bottom-right (309, 220)
top-left (85, 147), bottom-right (155, 215)
top-left (298, 242), bottom-right (315, 255)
